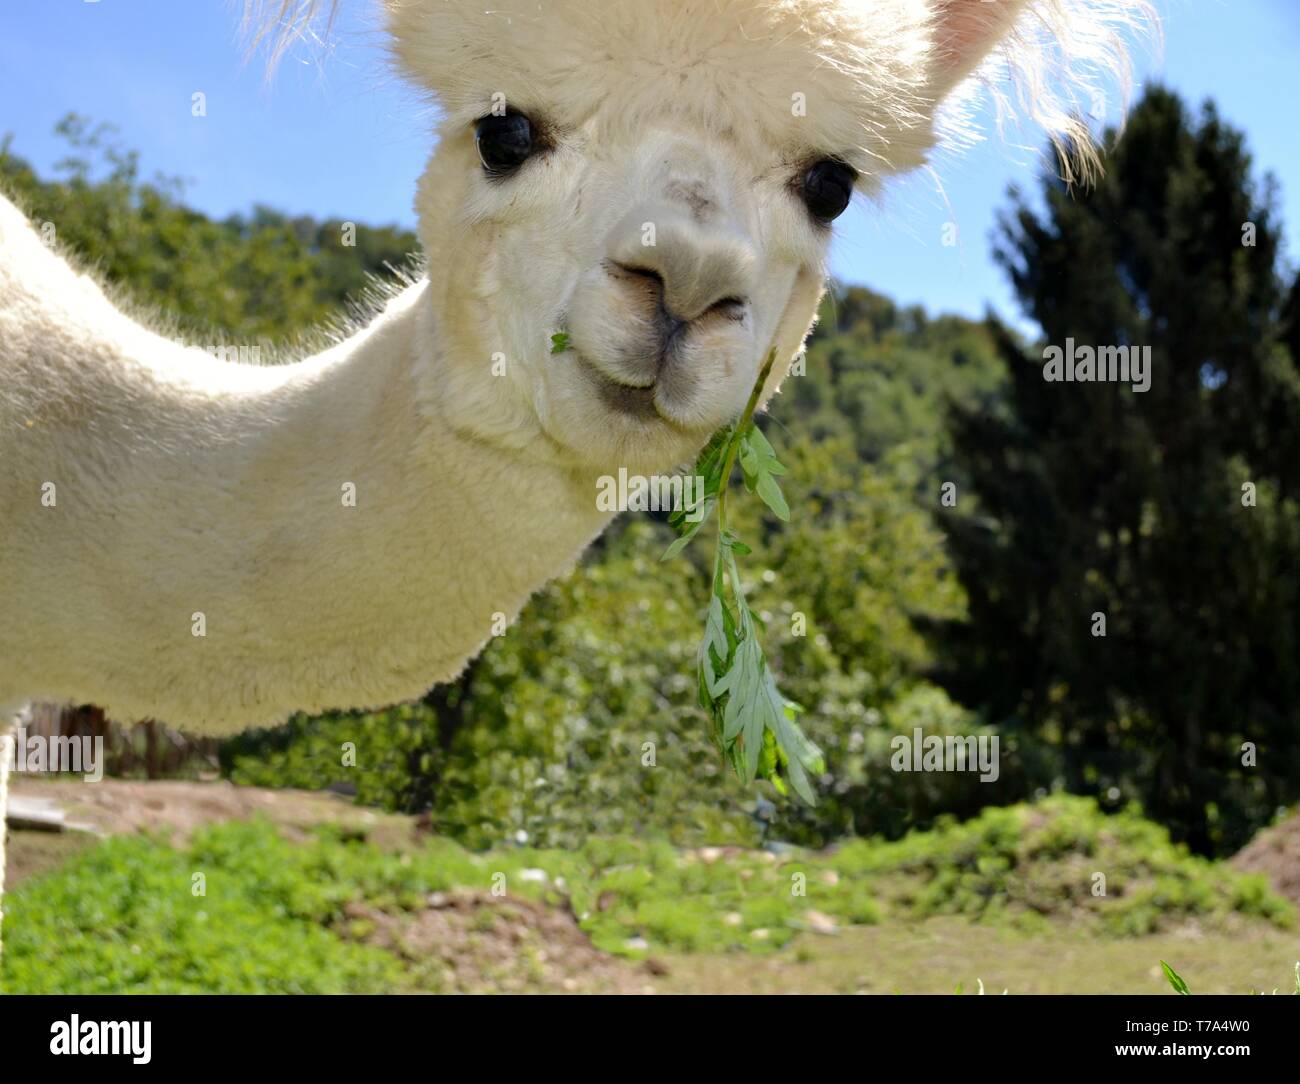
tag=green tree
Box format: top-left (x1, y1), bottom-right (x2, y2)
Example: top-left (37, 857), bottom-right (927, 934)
top-left (934, 87), bottom-right (1300, 854)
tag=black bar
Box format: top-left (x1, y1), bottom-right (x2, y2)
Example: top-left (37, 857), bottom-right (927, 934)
top-left (0, 993), bottom-right (1293, 1070)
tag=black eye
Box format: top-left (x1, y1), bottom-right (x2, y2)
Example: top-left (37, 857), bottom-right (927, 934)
top-left (800, 159), bottom-right (857, 223)
top-left (475, 113), bottom-right (535, 175)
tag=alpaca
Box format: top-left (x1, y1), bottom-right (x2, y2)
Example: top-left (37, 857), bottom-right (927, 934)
top-left (0, 0), bottom-right (1152, 944)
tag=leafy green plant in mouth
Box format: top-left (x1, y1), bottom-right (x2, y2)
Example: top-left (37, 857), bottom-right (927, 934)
top-left (663, 349), bottom-right (824, 803)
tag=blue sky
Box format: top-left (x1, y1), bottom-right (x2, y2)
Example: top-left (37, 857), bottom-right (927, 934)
top-left (1, 0), bottom-right (1296, 327)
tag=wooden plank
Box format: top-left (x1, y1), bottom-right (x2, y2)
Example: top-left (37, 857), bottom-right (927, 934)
top-left (5, 795), bottom-right (99, 834)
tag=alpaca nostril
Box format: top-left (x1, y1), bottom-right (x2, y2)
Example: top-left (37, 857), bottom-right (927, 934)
top-left (708, 296), bottom-right (748, 321)
top-left (607, 205), bottom-right (757, 322)
top-left (609, 261), bottom-right (747, 324)
top-left (609, 261), bottom-right (664, 290)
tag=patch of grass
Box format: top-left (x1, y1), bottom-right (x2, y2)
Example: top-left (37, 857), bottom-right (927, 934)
top-left (657, 919), bottom-right (1300, 995)
top-left (1, 825), bottom-right (403, 993)
top-left (1, 818), bottom-right (598, 994)
top-left (1159, 958), bottom-right (1300, 996)
top-left (2, 795), bottom-right (1291, 993)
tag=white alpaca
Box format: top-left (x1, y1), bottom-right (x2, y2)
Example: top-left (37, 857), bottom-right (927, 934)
top-left (0, 2), bottom-right (1152, 928)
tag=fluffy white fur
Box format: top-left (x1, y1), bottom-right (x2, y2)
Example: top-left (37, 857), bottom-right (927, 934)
top-left (0, 722), bottom-right (11, 956)
top-left (0, 0), bottom-right (1151, 738)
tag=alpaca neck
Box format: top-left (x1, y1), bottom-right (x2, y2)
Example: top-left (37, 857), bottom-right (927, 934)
top-left (10, 281), bottom-right (613, 733)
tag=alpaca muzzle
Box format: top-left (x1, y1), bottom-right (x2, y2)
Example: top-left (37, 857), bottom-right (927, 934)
top-left (605, 204), bottom-right (757, 324)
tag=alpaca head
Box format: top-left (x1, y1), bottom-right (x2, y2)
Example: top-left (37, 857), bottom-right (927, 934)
top-left (263, 0), bottom-right (1146, 474)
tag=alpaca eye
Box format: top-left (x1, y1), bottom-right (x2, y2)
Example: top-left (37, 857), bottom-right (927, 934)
top-left (475, 113), bottom-right (535, 175)
top-left (800, 159), bottom-right (857, 223)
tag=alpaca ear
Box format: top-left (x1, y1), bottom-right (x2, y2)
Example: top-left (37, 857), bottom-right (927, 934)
top-left (927, 0), bottom-right (1032, 99)
top-left (924, 0), bottom-right (1156, 185)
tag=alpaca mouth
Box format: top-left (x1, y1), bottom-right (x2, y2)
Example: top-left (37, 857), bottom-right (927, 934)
top-left (599, 379), bottom-right (659, 418)
top-left (575, 353), bottom-right (668, 423)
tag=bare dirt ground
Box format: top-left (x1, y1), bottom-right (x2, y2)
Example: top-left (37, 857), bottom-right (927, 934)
top-left (344, 890), bottom-right (659, 994)
top-left (1232, 812), bottom-right (1300, 907)
top-left (4, 777), bottom-right (414, 887)
top-left (9, 776), bottom-right (408, 840)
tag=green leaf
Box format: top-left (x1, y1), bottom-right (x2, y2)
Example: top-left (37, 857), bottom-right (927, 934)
top-left (720, 530), bottom-right (751, 556)
top-left (715, 634), bottom-right (787, 784)
top-left (663, 426), bottom-right (733, 553)
top-left (755, 472), bottom-right (790, 521)
top-left (688, 426), bottom-right (733, 497)
top-left (661, 512), bottom-right (709, 561)
top-left (735, 424), bottom-right (790, 520)
top-left (550, 332), bottom-right (571, 354)
top-left (697, 596), bottom-right (733, 699)
top-left (746, 424), bottom-right (787, 474)
top-left (713, 643), bottom-right (752, 753)
top-left (771, 702), bottom-right (823, 805)
top-left (738, 436), bottom-right (760, 484)
top-left (1160, 961), bottom-right (1190, 995)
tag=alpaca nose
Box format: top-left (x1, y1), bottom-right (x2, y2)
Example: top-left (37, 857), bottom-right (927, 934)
top-left (607, 207), bottom-right (756, 323)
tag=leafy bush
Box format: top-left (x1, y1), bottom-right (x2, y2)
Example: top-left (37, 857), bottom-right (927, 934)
top-left (829, 795), bottom-right (1293, 935)
top-left (220, 701), bottom-right (451, 814)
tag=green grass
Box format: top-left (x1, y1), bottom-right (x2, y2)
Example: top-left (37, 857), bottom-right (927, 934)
top-left (1158, 958), bottom-right (1300, 996)
top-left (1, 795), bottom-right (1291, 993)
top-left (1, 825), bottom-right (402, 993)
top-left (657, 919), bottom-right (1300, 995)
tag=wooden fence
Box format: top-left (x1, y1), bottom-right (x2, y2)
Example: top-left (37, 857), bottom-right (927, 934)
top-left (22, 703), bottom-right (220, 779)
